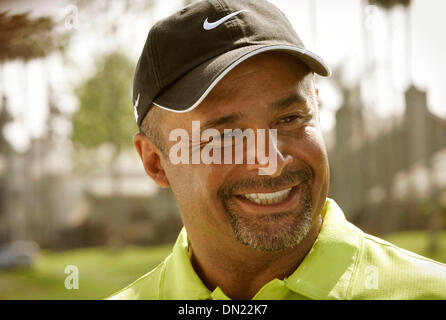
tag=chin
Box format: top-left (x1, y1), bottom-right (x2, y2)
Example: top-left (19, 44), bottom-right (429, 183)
top-left (222, 181), bottom-right (314, 252)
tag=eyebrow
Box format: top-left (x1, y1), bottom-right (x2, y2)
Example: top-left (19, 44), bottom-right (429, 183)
top-left (201, 113), bottom-right (243, 131)
top-left (200, 92), bottom-right (309, 131)
top-left (271, 92), bottom-right (308, 112)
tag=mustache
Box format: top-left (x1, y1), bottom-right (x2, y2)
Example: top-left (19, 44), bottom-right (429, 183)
top-left (217, 168), bottom-right (313, 198)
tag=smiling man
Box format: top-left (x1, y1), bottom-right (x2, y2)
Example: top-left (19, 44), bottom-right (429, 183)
top-left (108, 0), bottom-right (446, 300)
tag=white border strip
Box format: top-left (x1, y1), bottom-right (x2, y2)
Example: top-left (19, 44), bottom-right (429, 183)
top-left (153, 44), bottom-right (329, 113)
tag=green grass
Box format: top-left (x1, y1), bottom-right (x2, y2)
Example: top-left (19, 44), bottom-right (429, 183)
top-left (381, 230), bottom-right (446, 264)
top-left (0, 244), bottom-right (173, 300)
top-left (0, 230), bottom-right (445, 299)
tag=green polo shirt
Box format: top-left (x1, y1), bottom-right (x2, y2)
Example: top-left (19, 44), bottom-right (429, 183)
top-left (107, 198), bottom-right (446, 300)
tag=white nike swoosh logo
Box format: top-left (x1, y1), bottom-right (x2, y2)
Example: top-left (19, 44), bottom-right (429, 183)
top-left (134, 93), bottom-right (140, 121)
top-left (203, 10), bottom-right (247, 30)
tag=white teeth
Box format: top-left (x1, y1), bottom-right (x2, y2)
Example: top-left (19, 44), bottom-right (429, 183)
top-left (242, 188), bottom-right (292, 205)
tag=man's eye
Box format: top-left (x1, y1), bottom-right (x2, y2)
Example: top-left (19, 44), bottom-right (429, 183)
top-left (279, 115), bottom-right (301, 124)
top-left (206, 131), bottom-right (245, 148)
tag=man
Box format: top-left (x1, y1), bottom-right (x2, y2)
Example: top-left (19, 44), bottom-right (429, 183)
top-left (108, 0), bottom-right (446, 300)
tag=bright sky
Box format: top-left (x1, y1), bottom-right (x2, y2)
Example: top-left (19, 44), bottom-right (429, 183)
top-left (1, 0), bottom-right (445, 152)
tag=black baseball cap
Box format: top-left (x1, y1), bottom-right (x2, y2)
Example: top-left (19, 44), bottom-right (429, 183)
top-left (133, 0), bottom-right (331, 127)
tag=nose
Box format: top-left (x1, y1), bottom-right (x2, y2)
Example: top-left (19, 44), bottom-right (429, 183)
top-left (245, 129), bottom-right (293, 177)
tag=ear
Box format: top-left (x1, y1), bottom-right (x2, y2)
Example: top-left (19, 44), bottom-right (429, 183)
top-left (133, 132), bottom-right (170, 188)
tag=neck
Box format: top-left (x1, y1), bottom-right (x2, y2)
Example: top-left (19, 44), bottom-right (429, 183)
top-left (189, 214), bottom-right (323, 300)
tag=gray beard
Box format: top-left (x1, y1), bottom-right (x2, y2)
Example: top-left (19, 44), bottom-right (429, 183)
top-left (222, 182), bottom-right (313, 252)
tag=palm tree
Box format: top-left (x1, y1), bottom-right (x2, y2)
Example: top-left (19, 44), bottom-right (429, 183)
top-left (0, 11), bottom-right (63, 62)
top-left (368, 0), bottom-right (411, 10)
top-left (367, 1), bottom-right (439, 252)
top-left (0, 11), bottom-right (65, 242)
top-left (367, 0), bottom-right (412, 85)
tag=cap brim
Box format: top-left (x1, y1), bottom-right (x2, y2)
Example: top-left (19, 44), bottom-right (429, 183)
top-left (153, 44), bottom-right (331, 113)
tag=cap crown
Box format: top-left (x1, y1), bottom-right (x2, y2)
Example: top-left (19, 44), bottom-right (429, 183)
top-left (133, 0), bottom-right (306, 126)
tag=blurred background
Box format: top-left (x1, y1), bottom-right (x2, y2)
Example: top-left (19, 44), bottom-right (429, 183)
top-left (0, 0), bottom-right (445, 299)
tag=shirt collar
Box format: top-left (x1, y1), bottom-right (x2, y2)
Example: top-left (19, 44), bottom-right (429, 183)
top-left (283, 199), bottom-right (362, 299)
top-left (161, 198), bottom-right (362, 300)
top-left (161, 228), bottom-right (212, 299)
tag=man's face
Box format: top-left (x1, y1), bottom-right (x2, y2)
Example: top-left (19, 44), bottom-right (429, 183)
top-left (154, 52), bottom-right (329, 252)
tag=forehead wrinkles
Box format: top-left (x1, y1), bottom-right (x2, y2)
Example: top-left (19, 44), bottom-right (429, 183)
top-left (164, 56), bottom-right (316, 129)
top-left (210, 64), bottom-right (314, 109)
top-left (165, 75), bottom-right (315, 125)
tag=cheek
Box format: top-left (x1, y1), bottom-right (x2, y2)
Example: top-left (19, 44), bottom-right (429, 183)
top-left (164, 162), bottom-right (199, 205)
top-left (304, 127), bottom-right (328, 167)
top-left (284, 126), bottom-right (329, 200)
top-left (303, 127), bottom-right (330, 208)
top-left (283, 126), bottom-right (327, 167)
top-left (163, 161), bottom-right (229, 215)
